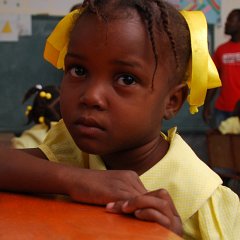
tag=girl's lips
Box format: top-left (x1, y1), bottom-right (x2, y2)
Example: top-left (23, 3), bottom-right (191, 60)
top-left (74, 117), bottom-right (105, 131)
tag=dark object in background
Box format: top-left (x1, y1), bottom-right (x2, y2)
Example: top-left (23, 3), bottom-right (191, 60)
top-left (23, 84), bottom-right (61, 129)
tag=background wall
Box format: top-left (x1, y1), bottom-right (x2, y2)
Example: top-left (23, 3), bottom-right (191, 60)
top-left (0, 0), bottom-right (82, 15)
top-left (0, 16), bottom-right (63, 133)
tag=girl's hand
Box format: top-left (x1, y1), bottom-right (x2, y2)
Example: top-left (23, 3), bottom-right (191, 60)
top-left (106, 189), bottom-right (183, 237)
top-left (63, 168), bottom-right (147, 205)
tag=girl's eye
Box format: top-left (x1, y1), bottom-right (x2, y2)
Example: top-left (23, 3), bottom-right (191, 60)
top-left (117, 75), bottom-right (137, 86)
top-left (70, 66), bottom-right (87, 77)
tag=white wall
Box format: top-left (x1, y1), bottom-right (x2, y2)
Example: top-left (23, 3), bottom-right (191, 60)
top-left (29, 0), bottom-right (83, 16)
top-left (214, 0), bottom-right (240, 50)
top-left (0, 0), bottom-right (83, 15)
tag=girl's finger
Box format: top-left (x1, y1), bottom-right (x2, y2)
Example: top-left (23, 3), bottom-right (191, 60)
top-left (134, 208), bottom-right (171, 227)
top-left (121, 195), bottom-right (174, 221)
top-left (105, 200), bottom-right (127, 213)
top-left (145, 189), bottom-right (180, 218)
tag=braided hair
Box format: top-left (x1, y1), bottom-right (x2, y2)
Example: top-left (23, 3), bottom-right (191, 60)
top-left (70, 3), bottom-right (83, 12)
top-left (23, 85), bottom-right (61, 129)
top-left (76, 0), bottom-right (191, 86)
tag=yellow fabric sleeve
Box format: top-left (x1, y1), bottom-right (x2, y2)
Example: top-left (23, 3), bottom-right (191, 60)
top-left (184, 186), bottom-right (240, 240)
top-left (38, 119), bottom-right (86, 167)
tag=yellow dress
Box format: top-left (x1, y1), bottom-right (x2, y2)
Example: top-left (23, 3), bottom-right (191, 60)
top-left (39, 119), bottom-right (240, 239)
top-left (11, 122), bottom-right (58, 149)
top-left (219, 116), bottom-right (240, 135)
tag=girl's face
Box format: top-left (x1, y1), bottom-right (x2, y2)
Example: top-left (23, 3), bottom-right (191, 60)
top-left (61, 11), bottom-right (175, 155)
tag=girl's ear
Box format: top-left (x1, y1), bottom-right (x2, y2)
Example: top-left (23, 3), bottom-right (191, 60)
top-left (163, 83), bottom-right (188, 120)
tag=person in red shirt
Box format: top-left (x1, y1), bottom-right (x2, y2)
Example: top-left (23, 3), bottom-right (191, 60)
top-left (203, 9), bottom-right (240, 128)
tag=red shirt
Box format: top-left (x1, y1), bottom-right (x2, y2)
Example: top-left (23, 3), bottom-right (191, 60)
top-left (213, 41), bottom-right (240, 112)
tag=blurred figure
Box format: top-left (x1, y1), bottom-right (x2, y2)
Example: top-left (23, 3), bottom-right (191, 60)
top-left (203, 9), bottom-right (240, 128)
top-left (219, 100), bottom-right (240, 134)
top-left (11, 84), bottom-right (61, 148)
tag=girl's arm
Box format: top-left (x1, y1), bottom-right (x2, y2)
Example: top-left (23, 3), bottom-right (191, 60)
top-left (0, 147), bottom-right (146, 204)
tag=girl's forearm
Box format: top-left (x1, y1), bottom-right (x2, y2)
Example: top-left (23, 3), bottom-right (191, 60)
top-left (0, 147), bottom-right (68, 194)
top-left (0, 147), bottom-right (146, 205)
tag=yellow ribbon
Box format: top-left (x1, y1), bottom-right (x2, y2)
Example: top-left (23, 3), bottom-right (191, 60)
top-left (43, 9), bottom-right (83, 69)
top-left (180, 11), bottom-right (221, 114)
top-left (43, 9), bottom-right (221, 114)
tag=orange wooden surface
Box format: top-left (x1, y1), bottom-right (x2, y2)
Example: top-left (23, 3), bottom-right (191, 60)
top-left (0, 192), bottom-right (181, 240)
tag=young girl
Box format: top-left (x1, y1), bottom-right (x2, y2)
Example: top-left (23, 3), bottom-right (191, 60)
top-left (0, 1), bottom-right (239, 238)
top-left (11, 84), bottom-right (61, 148)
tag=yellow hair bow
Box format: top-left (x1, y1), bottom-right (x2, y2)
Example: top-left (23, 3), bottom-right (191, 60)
top-left (180, 11), bottom-right (221, 114)
top-left (44, 9), bottom-right (83, 69)
top-left (43, 9), bottom-right (221, 114)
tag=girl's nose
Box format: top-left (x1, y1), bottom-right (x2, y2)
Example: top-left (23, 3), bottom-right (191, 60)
top-left (79, 81), bottom-right (108, 111)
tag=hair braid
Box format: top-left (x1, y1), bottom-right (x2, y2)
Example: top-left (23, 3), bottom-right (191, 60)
top-left (82, 0), bottom-right (96, 11)
top-left (135, 1), bottom-right (158, 87)
top-left (153, 0), bottom-right (179, 68)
